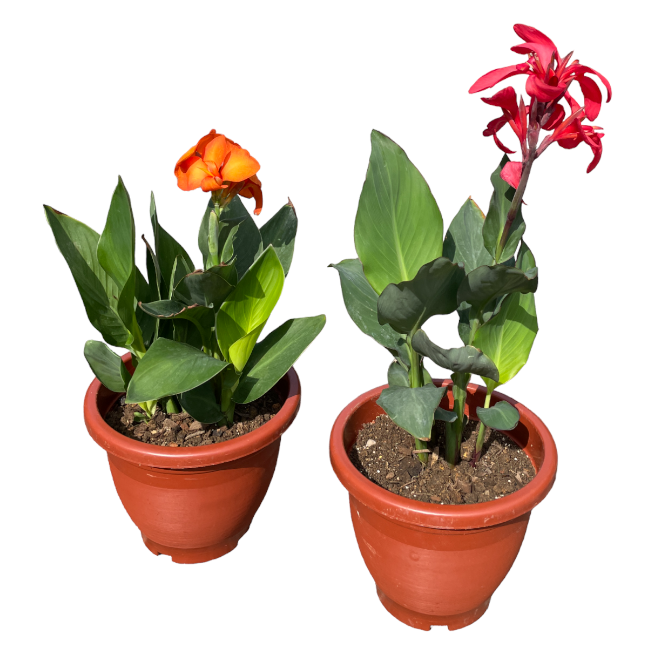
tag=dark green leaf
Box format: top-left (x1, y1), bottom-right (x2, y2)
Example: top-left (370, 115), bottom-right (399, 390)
top-left (260, 201), bottom-right (298, 276)
top-left (457, 264), bottom-right (538, 320)
top-left (45, 206), bottom-right (130, 346)
top-left (135, 267), bottom-right (156, 348)
top-left (435, 407), bottom-right (458, 423)
top-left (354, 130), bottom-right (444, 294)
top-left (126, 338), bottom-right (227, 403)
top-left (482, 156), bottom-right (525, 263)
top-left (221, 196), bottom-right (262, 279)
top-left (443, 197), bottom-right (493, 273)
top-left (117, 268), bottom-right (143, 351)
top-left (387, 361), bottom-right (409, 388)
top-left (84, 340), bottom-right (131, 392)
top-left (330, 258), bottom-right (403, 351)
top-left (178, 379), bottom-right (223, 424)
top-left (97, 177), bottom-right (135, 290)
top-left (173, 265), bottom-right (236, 309)
top-left (476, 400), bottom-right (520, 431)
top-left (412, 330), bottom-right (499, 380)
top-left (150, 192), bottom-right (194, 292)
top-left (376, 384), bottom-right (447, 439)
top-left (233, 315), bottom-right (326, 404)
top-left (377, 257), bottom-right (466, 334)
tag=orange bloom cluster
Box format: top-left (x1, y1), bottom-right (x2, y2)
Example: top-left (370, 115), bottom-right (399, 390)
top-left (175, 130), bottom-right (263, 215)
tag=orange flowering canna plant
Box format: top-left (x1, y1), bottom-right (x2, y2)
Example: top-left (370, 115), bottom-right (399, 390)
top-left (175, 129), bottom-right (263, 215)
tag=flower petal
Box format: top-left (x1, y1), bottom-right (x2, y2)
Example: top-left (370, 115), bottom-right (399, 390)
top-left (203, 134), bottom-right (229, 168)
top-left (221, 146), bottom-right (261, 183)
top-left (175, 157), bottom-right (210, 191)
top-left (469, 63), bottom-right (529, 93)
top-left (194, 130), bottom-right (218, 158)
top-left (542, 104), bottom-right (565, 130)
top-left (481, 86), bottom-right (519, 119)
top-left (500, 161), bottom-right (522, 189)
top-left (511, 42), bottom-right (556, 70)
top-left (238, 175), bottom-right (263, 215)
top-left (564, 64), bottom-right (612, 102)
top-left (575, 75), bottom-right (603, 121)
top-left (526, 75), bottom-right (566, 101)
top-left (513, 24), bottom-right (557, 51)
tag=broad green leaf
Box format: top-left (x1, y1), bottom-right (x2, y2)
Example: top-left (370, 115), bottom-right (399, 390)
top-left (135, 267), bottom-right (156, 348)
top-left (233, 315), bottom-right (326, 403)
top-left (169, 256), bottom-right (192, 299)
top-left (216, 246), bottom-right (285, 370)
top-left (412, 330), bottom-right (499, 380)
top-left (45, 206), bottom-right (130, 346)
top-left (457, 264), bottom-right (538, 320)
top-left (516, 239), bottom-right (536, 272)
top-left (387, 361), bottom-right (410, 388)
top-left (330, 258), bottom-right (403, 351)
top-left (354, 130), bottom-right (444, 294)
top-left (150, 192), bottom-right (194, 292)
top-left (221, 196), bottom-right (263, 279)
top-left (174, 265), bottom-right (236, 309)
top-left (97, 177), bottom-right (135, 290)
top-left (179, 379), bottom-right (223, 424)
top-left (377, 385), bottom-right (447, 439)
top-left (443, 198), bottom-right (493, 273)
top-left (260, 201), bottom-right (298, 276)
top-left (138, 300), bottom-right (215, 349)
top-left (228, 323), bottom-right (267, 373)
top-left (435, 407), bottom-right (458, 423)
top-left (477, 400), bottom-right (520, 431)
top-left (117, 268), bottom-right (143, 351)
top-left (377, 257), bottom-right (465, 334)
top-left (474, 290), bottom-right (538, 391)
top-left (84, 340), bottom-right (131, 392)
top-left (126, 338), bottom-right (227, 403)
top-left (482, 156), bottom-right (525, 263)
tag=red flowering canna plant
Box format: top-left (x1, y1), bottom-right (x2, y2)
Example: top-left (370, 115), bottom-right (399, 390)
top-left (46, 130), bottom-right (325, 425)
top-left (333, 24), bottom-right (611, 468)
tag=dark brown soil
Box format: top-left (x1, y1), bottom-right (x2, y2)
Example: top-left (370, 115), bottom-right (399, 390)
top-left (105, 391), bottom-right (283, 447)
top-left (350, 414), bottom-right (536, 505)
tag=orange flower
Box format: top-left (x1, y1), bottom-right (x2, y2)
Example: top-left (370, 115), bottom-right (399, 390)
top-left (175, 130), bottom-right (263, 215)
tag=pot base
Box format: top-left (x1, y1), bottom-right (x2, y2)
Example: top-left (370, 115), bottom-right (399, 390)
top-left (141, 529), bottom-right (248, 564)
top-left (376, 587), bottom-right (490, 631)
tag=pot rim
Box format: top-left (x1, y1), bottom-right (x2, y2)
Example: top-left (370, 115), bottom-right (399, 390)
top-left (329, 380), bottom-right (557, 530)
top-left (85, 353), bottom-right (301, 469)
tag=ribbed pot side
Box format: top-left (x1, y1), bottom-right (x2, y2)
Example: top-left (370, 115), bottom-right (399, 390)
top-left (330, 379), bottom-right (557, 630)
top-left (85, 355), bottom-right (301, 564)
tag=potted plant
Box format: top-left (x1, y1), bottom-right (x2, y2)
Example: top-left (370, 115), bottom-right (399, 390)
top-left (330, 24), bottom-right (610, 629)
top-left (46, 129), bottom-right (325, 563)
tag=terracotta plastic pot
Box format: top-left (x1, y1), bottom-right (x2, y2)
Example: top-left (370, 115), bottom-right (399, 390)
top-left (330, 379), bottom-right (557, 630)
top-left (85, 354), bottom-right (301, 564)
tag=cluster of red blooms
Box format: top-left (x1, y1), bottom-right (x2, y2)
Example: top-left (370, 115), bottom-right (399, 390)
top-left (470, 24), bottom-right (612, 189)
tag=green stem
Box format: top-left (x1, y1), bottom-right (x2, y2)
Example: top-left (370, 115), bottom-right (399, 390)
top-left (445, 372), bottom-right (470, 468)
top-left (414, 438), bottom-right (428, 465)
top-left (473, 391), bottom-right (492, 464)
top-left (207, 204), bottom-right (222, 269)
top-left (165, 396), bottom-right (181, 415)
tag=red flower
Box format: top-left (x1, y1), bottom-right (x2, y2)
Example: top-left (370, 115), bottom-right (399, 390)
top-left (470, 24), bottom-right (611, 121)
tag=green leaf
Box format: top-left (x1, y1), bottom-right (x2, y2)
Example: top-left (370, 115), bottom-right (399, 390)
top-left (482, 156), bottom-right (525, 263)
top-left (216, 246), bottom-right (285, 371)
top-left (44, 206), bottom-right (130, 346)
top-left (516, 239), bottom-right (536, 272)
top-left (174, 265), bottom-right (236, 309)
top-left (412, 330), bottom-right (499, 380)
top-left (168, 255), bottom-right (192, 299)
top-left (96, 177), bottom-right (135, 290)
top-left (330, 258), bottom-right (403, 351)
top-left (233, 315), bottom-right (326, 403)
top-left (126, 338), bottom-right (227, 403)
top-left (443, 198), bottom-right (493, 274)
top-left (150, 192), bottom-right (194, 292)
top-left (387, 361), bottom-right (410, 388)
top-left (435, 407), bottom-right (458, 423)
top-left (84, 340), bottom-right (131, 392)
top-left (377, 385), bottom-right (447, 440)
top-left (457, 264), bottom-right (538, 321)
top-left (221, 196), bottom-right (263, 279)
top-left (260, 201), bottom-right (298, 276)
top-left (473, 250), bottom-right (538, 391)
top-left (135, 267), bottom-right (156, 348)
top-left (116, 268), bottom-right (143, 351)
top-left (178, 379), bottom-right (223, 424)
top-left (354, 130), bottom-right (444, 294)
top-left (476, 400), bottom-right (520, 431)
top-left (377, 257), bottom-right (466, 334)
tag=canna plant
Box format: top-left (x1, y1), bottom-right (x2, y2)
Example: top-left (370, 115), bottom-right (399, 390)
top-left (46, 129), bottom-right (325, 426)
top-left (332, 24), bottom-right (610, 469)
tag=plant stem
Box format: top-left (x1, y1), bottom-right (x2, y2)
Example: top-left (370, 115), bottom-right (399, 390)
top-left (414, 438), bottom-right (428, 465)
top-left (165, 396), bottom-right (181, 415)
top-left (445, 372), bottom-right (470, 468)
top-left (406, 334), bottom-right (429, 463)
top-left (472, 391), bottom-right (492, 465)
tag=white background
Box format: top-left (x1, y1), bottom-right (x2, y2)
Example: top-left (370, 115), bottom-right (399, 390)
top-left (2, 1), bottom-right (641, 643)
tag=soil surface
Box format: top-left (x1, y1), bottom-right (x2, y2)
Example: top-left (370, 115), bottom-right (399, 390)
top-left (350, 414), bottom-right (536, 505)
top-left (105, 391), bottom-right (283, 447)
